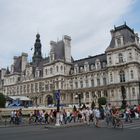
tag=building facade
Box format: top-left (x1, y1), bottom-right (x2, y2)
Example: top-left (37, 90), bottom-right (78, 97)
top-left (0, 23), bottom-right (140, 107)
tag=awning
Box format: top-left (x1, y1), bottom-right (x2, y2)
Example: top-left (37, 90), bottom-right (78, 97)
top-left (8, 96), bottom-right (31, 101)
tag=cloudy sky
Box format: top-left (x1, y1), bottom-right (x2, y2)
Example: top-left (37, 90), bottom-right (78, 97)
top-left (0, 0), bottom-right (140, 68)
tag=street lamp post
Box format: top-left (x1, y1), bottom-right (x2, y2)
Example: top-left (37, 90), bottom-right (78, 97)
top-left (55, 90), bottom-right (61, 126)
top-left (121, 86), bottom-right (127, 109)
top-left (78, 93), bottom-right (81, 108)
top-left (75, 93), bottom-right (81, 108)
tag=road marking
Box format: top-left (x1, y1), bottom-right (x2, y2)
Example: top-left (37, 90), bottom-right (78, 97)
top-left (123, 120), bottom-right (140, 129)
top-left (130, 126), bottom-right (140, 129)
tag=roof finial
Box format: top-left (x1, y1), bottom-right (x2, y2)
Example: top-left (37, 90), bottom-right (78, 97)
top-left (124, 21), bottom-right (126, 25)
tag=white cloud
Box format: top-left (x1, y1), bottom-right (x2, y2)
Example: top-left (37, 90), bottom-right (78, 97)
top-left (0, 0), bottom-right (136, 68)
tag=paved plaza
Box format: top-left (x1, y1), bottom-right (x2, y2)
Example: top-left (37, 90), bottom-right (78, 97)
top-left (0, 119), bottom-right (140, 140)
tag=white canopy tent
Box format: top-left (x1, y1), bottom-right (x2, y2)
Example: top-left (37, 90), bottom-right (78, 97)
top-left (8, 96), bottom-right (31, 101)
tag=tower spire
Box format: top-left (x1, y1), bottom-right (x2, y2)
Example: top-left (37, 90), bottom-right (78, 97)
top-left (32, 33), bottom-right (42, 65)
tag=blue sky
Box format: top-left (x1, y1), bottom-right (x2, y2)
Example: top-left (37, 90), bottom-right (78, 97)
top-left (0, 0), bottom-right (140, 69)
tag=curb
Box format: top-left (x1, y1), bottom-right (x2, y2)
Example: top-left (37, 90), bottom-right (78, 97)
top-left (0, 123), bottom-right (90, 129)
top-left (44, 123), bottom-right (91, 129)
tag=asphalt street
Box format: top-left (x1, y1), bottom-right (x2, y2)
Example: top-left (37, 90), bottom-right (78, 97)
top-left (0, 124), bottom-right (140, 140)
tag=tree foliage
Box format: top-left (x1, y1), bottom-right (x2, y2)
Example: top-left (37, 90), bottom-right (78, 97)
top-left (0, 93), bottom-right (6, 108)
top-left (98, 97), bottom-right (107, 105)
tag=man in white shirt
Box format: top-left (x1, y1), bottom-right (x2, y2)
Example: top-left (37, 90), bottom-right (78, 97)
top-left (94, 106), bottom-right (100, 127)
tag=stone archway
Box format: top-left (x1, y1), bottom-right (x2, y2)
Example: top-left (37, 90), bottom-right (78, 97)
top-left (46, 95), bottom-right (53, 105)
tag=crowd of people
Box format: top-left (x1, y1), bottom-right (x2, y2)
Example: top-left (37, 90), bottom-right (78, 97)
top-left (5, 103), bottom-right (140, 127)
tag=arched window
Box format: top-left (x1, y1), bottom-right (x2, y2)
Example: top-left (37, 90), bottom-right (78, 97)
top-left (86, 92), bottom-right (89, 98)
top-left (120, 70), bottom-right (125, 82)
top-left (118, 53), bottom-right (123, 63)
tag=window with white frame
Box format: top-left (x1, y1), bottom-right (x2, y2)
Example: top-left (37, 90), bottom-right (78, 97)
top-left (56, 66), bottom-right (59, 72)
top-left (85, 79), bottom-right (89, 87)
top-left (97, 62), bottom-right (101, 69)
top-left (120, 70), bottom-right (125, 82)
top-left (61, 65), bottom-right (63, 71)
top-left (97, 78), bottom-right (100, 86)
top-left (109, 56), bottom-right (112, 65)
top-left (116, 38), bottom-right (121, 46)
top-left (50, 67), bottom-right (53, 74)
top-left (118, 53), bottom-right (123, 63)
top-left (110, 73), bottom-right (113, 83)
top-left (45, 69), bottom-right (47, 75)
top-left (129, 52), bottom-right (132, 60)
top-left (91, 79), bottom-right (94, 87)
top-left (86, 92), bottom-right (89, 98)
top-left (132, 87), bottom-right (135, 97)
top-left (90, 64), bottom-right (95, 70)
top-left (80, 80), bottom-right (83, 88)
top-left (111, 90), bottom-right (114, 97)
top-left (130, 70), bottom-right (134, 79)
top-left (75, 82), bottom-right (78, 89)
top-left (103, 77), bottom-right (107, 85)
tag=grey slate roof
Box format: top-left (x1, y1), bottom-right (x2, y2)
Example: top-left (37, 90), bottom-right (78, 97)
top-left (107, 24), bottom-right (135, 50)
top-left (73, 53), bottom-right (107, 69)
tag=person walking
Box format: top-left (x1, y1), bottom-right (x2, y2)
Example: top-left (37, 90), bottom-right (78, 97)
top-left (94, 106), bottom-right (100, 127)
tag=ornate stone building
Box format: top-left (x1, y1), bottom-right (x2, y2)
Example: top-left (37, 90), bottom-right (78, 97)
top-left (0, 23), bottom-right (140, 106)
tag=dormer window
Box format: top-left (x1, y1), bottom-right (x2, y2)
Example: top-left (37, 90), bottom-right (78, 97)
top-left (90, 64), bottom-right (95, 70)
top-left (117, 38), bottom-right (121, 46)
top-left (84, 61), bottom-right (89, 72)
top-left (80, 67), bottom-right (84, 73)
top-left (74, 64), bottom-right (79, 74)
top-left (95, 59), bottom-right (101, 69)
top-left (102, 62), bottom-right (106, 68)
top-left (115, 35), bottom-right (123, 47)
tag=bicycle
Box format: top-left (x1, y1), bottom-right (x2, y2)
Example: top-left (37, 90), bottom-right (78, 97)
top-left (112, 116), bottom-right (123, 129)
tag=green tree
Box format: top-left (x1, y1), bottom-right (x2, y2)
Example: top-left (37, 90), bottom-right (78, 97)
top-left (0, 93), bottom-right (6, 108)
top-left (98, 97), bottom-right (107, 106)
